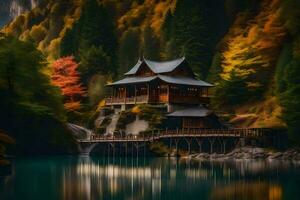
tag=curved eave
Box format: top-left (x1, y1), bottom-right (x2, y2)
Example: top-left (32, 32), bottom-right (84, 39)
top-left (106, 75), bottom-right (214, 87)
top-left (124, 57), bottom-right (186, 75)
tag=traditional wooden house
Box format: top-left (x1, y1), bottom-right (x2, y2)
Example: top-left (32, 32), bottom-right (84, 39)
top-left (105, 57), bottom-right (222, 129)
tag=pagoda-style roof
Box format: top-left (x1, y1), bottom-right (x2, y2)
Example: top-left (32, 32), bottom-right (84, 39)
top-left (107, 74), bottom-right (213, 87)
top-left (125, 57), bottom-right (186, 75)
top-left (167, 106), bottom-right (213, 117)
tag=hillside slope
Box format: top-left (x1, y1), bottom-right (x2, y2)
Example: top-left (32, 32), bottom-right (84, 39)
top-left (2, 0), bottom-right (300, 139)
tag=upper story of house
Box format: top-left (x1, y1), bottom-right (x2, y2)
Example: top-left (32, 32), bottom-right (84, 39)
top-left (105, 57), bottom-right (213, 106)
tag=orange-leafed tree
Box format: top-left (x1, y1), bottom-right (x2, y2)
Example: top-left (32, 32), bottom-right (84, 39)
top-left (51, 56), bottom-right (85, 111)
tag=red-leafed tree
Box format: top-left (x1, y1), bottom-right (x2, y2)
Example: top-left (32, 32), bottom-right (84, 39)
top-left (51, 56), bottom-right (85, 111)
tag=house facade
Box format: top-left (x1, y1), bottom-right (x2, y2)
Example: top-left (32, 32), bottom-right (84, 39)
top-left (105, 57), bottom-right (222, 129)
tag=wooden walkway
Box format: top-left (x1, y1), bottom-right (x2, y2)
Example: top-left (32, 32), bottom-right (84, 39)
top-left (78, 128), bottom-right (268, 143)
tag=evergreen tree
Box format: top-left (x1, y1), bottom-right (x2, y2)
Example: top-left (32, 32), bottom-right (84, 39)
top-left (118, 28), bottom-right (141, 75)
top-left (61, 0), bottom-right (118, 75)
top-left (142, 25), bottom-right (160, 60)
top-left (212, 70), bottom-right (249, 108)
top-left (79, 45), bottom-right (111, 84)
top-left (280, 59), bottom-right (300, 144)
top-left (162, 0), bottom-right (212, 79)
top-left (0, 35), bottom-right (73, 155)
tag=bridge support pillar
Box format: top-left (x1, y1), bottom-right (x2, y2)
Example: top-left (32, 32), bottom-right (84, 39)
top-left (174, 139), bottom-right (179, 157)
top-left (125, 142), bottom-right (128, 156)
top-left (195, 138), bottom-right (203, 154)
top-left (109, 143), bottom-right (115, 157)
top-left (208, 138), bottom-right (216, 154)
top-left (143, 142), bottom-right (146, 157)
top-left (222, 138), bottom-right (228, 154)
top-left (184, 138), bottom-right (192, 155)
top-left (168, 138), bottom-right (172, 157)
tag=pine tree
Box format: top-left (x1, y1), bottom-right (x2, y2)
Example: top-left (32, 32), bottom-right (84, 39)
top-left (118, 28), bottom-right (141, 75)
top-left (162, 0), bottom-right (212, 79)
top-left (60, 0), bottom-right (118, 74)
top-left (142, 25), bottom-right (160, 60)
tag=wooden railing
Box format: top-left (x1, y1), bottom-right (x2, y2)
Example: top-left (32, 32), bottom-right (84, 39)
top-left (87, 128), bottom-right (269, 142)
top-left (105, 95), bottom-right (148, 105)
top-left (105, 95), bottom-right (210, 105)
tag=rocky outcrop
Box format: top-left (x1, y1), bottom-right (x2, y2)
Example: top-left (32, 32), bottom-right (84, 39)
top-left (190, 147), bottom-right (300, 161)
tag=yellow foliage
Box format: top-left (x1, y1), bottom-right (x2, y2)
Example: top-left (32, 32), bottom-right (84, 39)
top-left (29, 25), bottom-right (47, 42)
top-left (221, 0), bottom-right (286, 86)
top-left (97, 100), bottom-right (106, 111)
top-left (46, 38), bottom-right (61, 61)
top-left (19, 30), bottom-right (30, 41)
top-left (131, 106), bottom-right (141, 114)
top-left (117, 0), bottom-right (175, 37)
top-left (1, 0), bottom-right (83, 63)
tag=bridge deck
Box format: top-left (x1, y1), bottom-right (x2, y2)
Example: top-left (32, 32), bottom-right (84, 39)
top-left (78, 128), bottom-right (269, 143)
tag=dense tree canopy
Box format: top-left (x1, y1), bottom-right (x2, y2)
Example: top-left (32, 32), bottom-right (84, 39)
top-left (0, 35), bottom-right (74, 155)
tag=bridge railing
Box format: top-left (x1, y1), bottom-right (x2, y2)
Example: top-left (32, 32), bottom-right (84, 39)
top-left (89, 128), bottom-right (269, 141)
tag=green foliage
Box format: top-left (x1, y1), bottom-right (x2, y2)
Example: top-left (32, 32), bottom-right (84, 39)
top-left (0, 35), bottom-right (74, 154)
top-left (136, 105), bottom-right (167, 129)
top-left (116, 110), bottom-right (136, 131)
top-left (275, 43), bottom-right (292, 94)
top-left (61, 0), bottom-right (117, 65)
top-left (279, 59), bottom-right (300, 145)
top-left (79, 46), bottom-right (111, 84)
top-left (60, 0), bottom-right (117, 108)
top-left (207, 52), bottom-right (222, 83)
top-left (29, 24), bottom-right (47, 42)
top-left (162, 0), bottom-right (228, 79)
top-left (149, 142), bottom-right (169, 156)
top-left (87, 74), bottom-right (109, 107)
top-left (0, 35), bottom-right (65, 118)
top-left (96, 117), bottom-right (112, 134)
top-left (212, 71), bottom-right (251, 108)
top-left (142, 25), bottom-right (160, 60)
top-left (118, 27), bottom-right (141, 75)
top-left (0, 131), bottom-right (15, 165)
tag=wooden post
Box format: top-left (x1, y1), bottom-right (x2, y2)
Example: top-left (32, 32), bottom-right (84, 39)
top-left (144, 142), bottom-right (146, 157)
top-left (196, 138), bottom-right (203, 153)
top-left (222, 139), bottom-right (227, 154)
top-left (136, 142), bottom-right (139, 158)
top-left (169, 138), bottom-right (172, 157)
top-left (112, 87), bottom-right (115, 103)
top-left (175, 139), bottom-right (179, 157)
top-left (124, 87), bottom-right (127, 104)
top-left (167, 84), bottom-right (170, 103)
top-left (209, 138), bottom-right (215, 154)
top-left (134, 85), bottom-right (137, 103)
top-left (147, 84), bottom-right (150, 102)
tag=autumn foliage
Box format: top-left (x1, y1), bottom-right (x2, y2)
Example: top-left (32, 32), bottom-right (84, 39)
top-left (51, 56), bottom-right (85, 111)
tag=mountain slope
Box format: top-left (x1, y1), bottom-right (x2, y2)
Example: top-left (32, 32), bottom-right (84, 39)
top-left (2, 0), bottom-right (300, 138)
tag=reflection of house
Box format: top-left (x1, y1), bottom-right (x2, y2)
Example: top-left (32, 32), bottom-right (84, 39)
top-left (106, 57), bottom-right (222, 129)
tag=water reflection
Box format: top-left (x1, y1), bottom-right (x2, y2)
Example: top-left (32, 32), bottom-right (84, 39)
top-left (1, 157), bottom-right (300, 200)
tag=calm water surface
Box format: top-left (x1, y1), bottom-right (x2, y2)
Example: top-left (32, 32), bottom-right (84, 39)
top-left (1, 156), bottom-right (300, 200)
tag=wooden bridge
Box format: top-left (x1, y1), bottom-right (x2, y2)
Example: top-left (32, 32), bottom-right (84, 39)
top-left (77, 128), bottom-right (278, 155)
top-left (79, 128), bottom-right (267, 143)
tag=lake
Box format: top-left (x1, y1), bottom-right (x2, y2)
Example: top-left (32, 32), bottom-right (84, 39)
top-left (1, 156), bottom-right (300, 200)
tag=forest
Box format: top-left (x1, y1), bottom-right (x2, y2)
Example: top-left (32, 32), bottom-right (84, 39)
top-left (1, 0), bottom-right (300, 157)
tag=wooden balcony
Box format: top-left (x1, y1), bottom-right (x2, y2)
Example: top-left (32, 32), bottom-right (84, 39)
top-left (105, 95), bottom-right (148, 105)
top-left (105, 94), bottom-right (211, 106)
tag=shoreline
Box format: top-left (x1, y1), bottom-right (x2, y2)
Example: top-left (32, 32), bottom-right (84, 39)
top-left (185, 146), bottom-right (300, 162)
